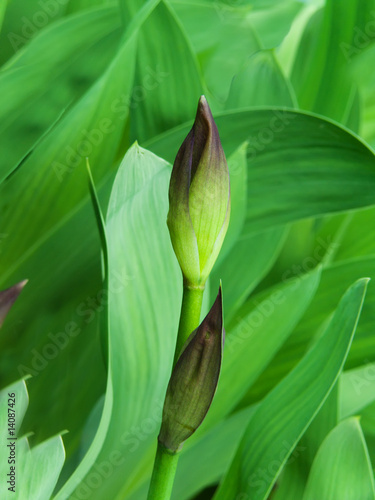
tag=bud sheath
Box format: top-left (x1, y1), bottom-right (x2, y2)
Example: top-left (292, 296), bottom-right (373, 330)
top-left (159, 286), bottom-right (224, 452)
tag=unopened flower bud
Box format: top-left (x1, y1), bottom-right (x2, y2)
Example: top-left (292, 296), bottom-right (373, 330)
top-left (0, 280), bottom-right (27, 328)
top-left (159, 286), bottom-right (224, 452)
top-left (167, 96), bottom-right (231, 287)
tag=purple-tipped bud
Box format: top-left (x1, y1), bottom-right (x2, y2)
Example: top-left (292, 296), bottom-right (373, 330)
top-left (167, 96), bottom-right (231, 287)
top-left (159, 286), bottom-right (224, 452)
top-left (0, 280), bottom-right (27, 328)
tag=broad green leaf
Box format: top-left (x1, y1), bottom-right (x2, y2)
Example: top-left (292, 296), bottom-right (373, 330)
top-left (128, 0), bottom-right (203, 142)
top-left (303, 418), bottom-right (375, 500)
top-left (225, 49), bottom-right (296, 110)
top-left (214, 278), bottom-right (368, 500)
top-left (56, 145), bottom-right (181, 500)
top-left (17, 434), bottom-right (65, 500)
top-left (0, 6), bottom-right (122, 180)
top-left (147, 108), bottom-right (375, 234)
top-left (204, 266), bottom-right (321, 431)
top-left (340, 363), bottom-right (375, 419)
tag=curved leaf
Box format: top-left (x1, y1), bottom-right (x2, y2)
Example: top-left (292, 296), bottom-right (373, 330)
top-left (214, 278), bottom-right (368, 500)
top-left (303, 418), bottom-right (375, 500)
top-left (56, 145), bottom-right (181, 499)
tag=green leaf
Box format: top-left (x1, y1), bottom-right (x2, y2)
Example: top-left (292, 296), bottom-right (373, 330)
top-left (0, 379), bottom-right (29, 442)
top-left (0, 379), bottom-right (65, 500)
top-left (56, 145), bottom-right (181, 499)
top-left (0, 0), bottom-right (7, 34)
top-left (171, 0), bottom-right (260, 107)
top-left (0, 33), bottom-right (137, 462)
top-left (0, 6), bottom-right (122, 180)
top-left (147, 108), bottom-right (375, 234)
top-left (0, 177), bottom-right (110, 463)
top-left (273, 382), bottom-right (339, 499)
top-left (0, 0), bottom-right (68, 65)
top-left (66, 0), bottom-right (116, 15)
top-left (211, 227), bottom-right (287, 320)
top-left (340, 363), bottom-right (375, 419)
top-left (243, 255), bottom-right (375, 405)
top-left (129, 0), bottom-right (203, 143)
top-left (214, 278), bottom-right (368, 500)
top-left (271, 458), bottom-right (308, 500)
top-left (225, 49), bottom-right (296, 110)
top-left (303, 418), bottom-right (375, 500)
top-left (0, 32), bottom-right (137, 281)
top-left (126, 405), bottom-right (256, 500)
top-left (291, 0), bottom-right (375, 126)
top-left (0, 379), bottom-right (28, 499)
top-left (246, 1), bottom-right (302, 49)
top-left (172, 407), bottom-right (256, 500)
top-left (334, 207), bottom-right (375, 261)
top-left (352, 44), bottom-right (375, 148)
top-left (17, 434), bottom-right (65, 500)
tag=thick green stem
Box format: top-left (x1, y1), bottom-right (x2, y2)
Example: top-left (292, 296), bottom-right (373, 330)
top-left (147, 442), bottom-right (180, 500)
top-left (173, 284), bottom-right (204, 366)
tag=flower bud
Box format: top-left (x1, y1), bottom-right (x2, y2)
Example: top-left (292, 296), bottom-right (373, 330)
top-left (158, 286), bottom-right (224, 452)
top-left (0, 280), bottom-right (27, 328)
top-left (167, 96), bottom-right (230, 287)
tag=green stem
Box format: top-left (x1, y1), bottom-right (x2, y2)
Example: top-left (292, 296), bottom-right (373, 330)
top-left (173, 284), bottom-right (204, 366)
top-left (147, 442), bottom-right (180, 500)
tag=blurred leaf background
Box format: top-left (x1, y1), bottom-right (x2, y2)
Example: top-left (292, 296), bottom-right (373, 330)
top-left (1, 0), bottom-right (375, 498)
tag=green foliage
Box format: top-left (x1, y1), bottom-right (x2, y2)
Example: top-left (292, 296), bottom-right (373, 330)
top-left (0, 0), bottom-right (375, 498)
